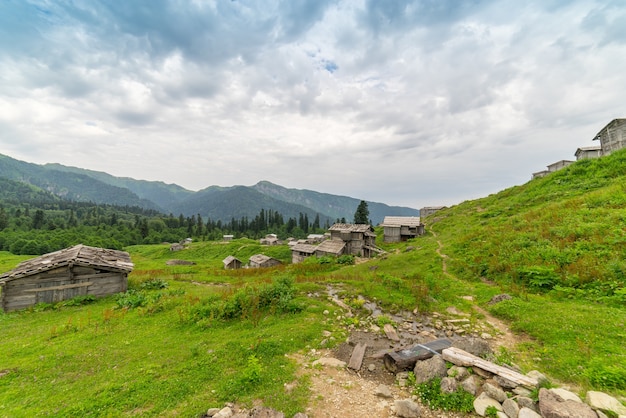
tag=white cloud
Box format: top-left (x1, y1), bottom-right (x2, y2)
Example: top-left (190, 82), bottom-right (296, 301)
top-left (0, 0), bottom-right (624, 209)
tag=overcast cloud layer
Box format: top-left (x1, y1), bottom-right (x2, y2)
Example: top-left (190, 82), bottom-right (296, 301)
top-left (1, 0), bottom-right (625, 208)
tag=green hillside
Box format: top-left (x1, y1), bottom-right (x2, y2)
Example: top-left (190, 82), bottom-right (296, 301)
top-left (1, 150), bottom-right (625, 416)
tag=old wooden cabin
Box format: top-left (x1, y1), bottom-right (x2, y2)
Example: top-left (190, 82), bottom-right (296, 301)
top-left (0, 244), bottom-right (134, 312)
top-left (381, 216), bottom-right (425, 243)
top-left (327, 223), bottom-right (379, 257)
top-left (248, 254), bottom-right (282, 268)
top-left (593, 118), bottom-right (626, 155)
top-left (222, 255), bottom-right (243, 270)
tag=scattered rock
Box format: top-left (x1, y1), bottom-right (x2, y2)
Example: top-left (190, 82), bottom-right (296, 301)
top-left (393, 399), bottom-right (421, 418)
top-left (488, 294), bottom-right (512, 305)
top-left (452, 336), bottom-right (492, 357)
top-left (374, 384), bottom-right (393, 399)
top-left (538, 387), bottom-right (597, 418)
top-left (447, 365), bottom-right (469, 380)
top-left (518, 407), bottom-right (543, 418)
top-left (527, 370), bottom-right (549, 385)
top-left (207, 408), bottom-right (221, 417)
top-left (413, 354), bottom-right (447, 384)
top-left (548, 387), bottom-right (582, 403)
top-left (460, 375), bottom-right (482, 396)
top-left (212, 406), bottom-right (233, 418)
top-left (473, 392), bottom-right (503, 417)
top-left (585, 391), bottom-right (626, 416)
top-left (440, 376), bottom-right (458, 393)
top-left (482, 381), bottom-right (507, 403)
top-left (248, 406), bottom-right (285, 418)
top-left (517, 396), bottom-right (538, 412)
top-left (312, 357), bottom-right (346, 368)
top-left (502, 398), bottom-right (520, 418)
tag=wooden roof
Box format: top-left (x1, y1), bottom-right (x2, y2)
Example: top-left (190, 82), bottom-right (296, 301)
top-left (291, 243), bottom-right (317, 254)
top-left (315, 240), bottom-right (346, 255)
top-left (249, 254), bottom-right (279, 264)
top-left (328, 223), bottom-right (373, 233)
top-left (381, 216), bottom-right (422, 227)
top-left (222, 255), bottom-right (241, 265)
top-left (593, 118), bottom-right (626, 140)
top-left (0, 244), bottom-right (134, 282)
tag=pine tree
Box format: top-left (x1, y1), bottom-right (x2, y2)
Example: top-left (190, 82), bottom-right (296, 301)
top-left (353, 200), bottom-right (370, 224)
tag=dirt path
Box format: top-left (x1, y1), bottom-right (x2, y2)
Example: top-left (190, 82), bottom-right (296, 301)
top-left (293, 226), bottom-right (528, 417)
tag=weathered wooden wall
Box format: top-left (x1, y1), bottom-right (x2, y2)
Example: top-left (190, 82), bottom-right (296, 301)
top-left (1, 265), bottom-right (127, 312)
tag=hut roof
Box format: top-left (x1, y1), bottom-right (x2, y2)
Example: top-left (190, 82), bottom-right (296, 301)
top-left (381, 216), bottom-right (422, 227)
top-left (593, 118), bottom-right (626, 140)
top-left (328, 223), bottom-right (373, 233)
top-left (222, 256), bottom-right (241, 265)
top-left (291, 243), bottom-right (317, 254)
top-left (316, 240), bottom-right (346, 255)
top-left (249, 254), bottom-right (274, 264)
top-left (0, 244), bottom-right (134, 282)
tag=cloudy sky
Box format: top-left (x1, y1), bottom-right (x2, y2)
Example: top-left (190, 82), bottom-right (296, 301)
top-left (1, 1), bottom-right (624, 209)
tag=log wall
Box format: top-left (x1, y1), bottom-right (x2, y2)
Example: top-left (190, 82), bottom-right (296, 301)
top-left (1, 266), bottom-right (128, 312)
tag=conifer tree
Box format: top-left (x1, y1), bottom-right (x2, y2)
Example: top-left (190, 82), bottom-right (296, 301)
top-left (353, 200), bottom-right (370, 224)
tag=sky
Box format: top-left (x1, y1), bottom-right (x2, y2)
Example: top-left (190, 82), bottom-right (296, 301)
top-left (1, 0), bottom-right (625, 209)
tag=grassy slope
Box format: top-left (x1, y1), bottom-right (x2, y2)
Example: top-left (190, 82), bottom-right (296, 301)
top-left (427, 149), bottom-right (626, 392)
top-left (1, 151), bottom-right (626, 416)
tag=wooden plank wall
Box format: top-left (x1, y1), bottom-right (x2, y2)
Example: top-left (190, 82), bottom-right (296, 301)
top-left (1, 266), bottom-right (127, 312)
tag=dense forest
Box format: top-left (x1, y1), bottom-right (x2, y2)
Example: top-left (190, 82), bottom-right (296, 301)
top-left (0, 197), bottom-right (330, 255)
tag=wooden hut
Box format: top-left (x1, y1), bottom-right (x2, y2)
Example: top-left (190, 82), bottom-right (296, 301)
top-left (593, 118), bottom-right (626, 155)
top-left (222, 256), bottom-right (242, 270)
top-left (575, 145), bottom-right (602, 161)
top-left (291, 243), bottom-right (317, 264)
top-left (0, 244), bottom-right (133, 312)
top-left (248, 254), bottom-right (282, 269)
top-left (314, 240), bottom-right (346, 258)
top-left (381, 216), bottom-right (425, 243)
top-left (328, 223), bottom-right (378, 257)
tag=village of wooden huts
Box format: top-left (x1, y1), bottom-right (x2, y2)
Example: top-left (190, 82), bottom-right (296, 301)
top-left (381, 216), bottom-right (425, 243)
top-left (0, 244), bottom-right (134, 312)
top-left (534, 118), bottom-right (626, 179)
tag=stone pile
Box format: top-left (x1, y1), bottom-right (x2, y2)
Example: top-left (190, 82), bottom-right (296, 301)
top-left (400, 352), bottom-right (626, 418)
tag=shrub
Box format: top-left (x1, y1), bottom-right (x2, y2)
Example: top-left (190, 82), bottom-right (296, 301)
top-left (336, 255), bottom-right (355, 265)
top-left (416, 377), bottom-right (474, 413)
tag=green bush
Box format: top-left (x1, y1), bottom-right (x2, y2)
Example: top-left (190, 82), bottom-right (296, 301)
top-left (416, 377), bottom-right (474, 413)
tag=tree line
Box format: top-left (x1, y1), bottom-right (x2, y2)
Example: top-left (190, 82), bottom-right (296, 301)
top-left (0, 201), bottom-right (332, 256)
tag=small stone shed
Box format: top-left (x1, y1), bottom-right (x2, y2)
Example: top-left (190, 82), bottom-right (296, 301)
top-left (222, 256), bottom-right (243, 270)
top-left (248, 254), bottom-right (282, 269)
top-left (381, 216), bottom-right (425, 243)
top-left (0, 244), bottom-right (134, 312)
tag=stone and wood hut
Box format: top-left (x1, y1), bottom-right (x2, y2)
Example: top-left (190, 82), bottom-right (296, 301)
top-left (381, 216), bottom-right (425, 243)
top-left (248, 254), bottom-right (282, 269)
top-left (0, 244), bottom-right (133, 312)
top-left (575, 145), bottom-right (602, 160)
top-left (327, 223), bottom-right (379, 257)
top-left (593, 118), bottom-right (626, 155)
top-left (222, 256), bottom-right (242, 270)
top-left (291, 243), bottom-right (317, 264)
top-left (314, 240), bottom-right (346, 258)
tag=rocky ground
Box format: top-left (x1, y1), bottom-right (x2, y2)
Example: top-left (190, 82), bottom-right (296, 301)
top-left (292, 287), bottom-right (513, 418)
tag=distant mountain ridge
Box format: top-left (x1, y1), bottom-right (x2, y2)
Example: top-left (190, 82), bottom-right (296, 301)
top-left (0, 153), bottom-right (419, 224)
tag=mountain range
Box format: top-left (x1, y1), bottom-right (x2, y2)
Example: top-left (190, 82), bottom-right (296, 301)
top-left (0, 153), bottom-right (419, 224)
